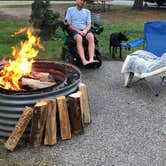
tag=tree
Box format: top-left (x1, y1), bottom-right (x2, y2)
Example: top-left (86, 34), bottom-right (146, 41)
top-left (132, 0), bottom-right (143, 9)
top-left (30, 0), bottom-right (60, 40)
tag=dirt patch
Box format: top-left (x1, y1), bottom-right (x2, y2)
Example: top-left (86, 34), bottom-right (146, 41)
top-left (0, 7), bottom-right (31, 21)
top-left (101, 7), bottom-right (166, 23)
top-left (0, 6), bottom-right (166, 24)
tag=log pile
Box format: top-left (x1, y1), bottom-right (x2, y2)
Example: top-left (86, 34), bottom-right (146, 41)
top-left (4, 83), bottom-right (91, 151)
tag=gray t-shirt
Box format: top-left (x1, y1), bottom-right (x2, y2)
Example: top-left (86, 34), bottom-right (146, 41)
top-left (65, 6), bottom-right (91, 30)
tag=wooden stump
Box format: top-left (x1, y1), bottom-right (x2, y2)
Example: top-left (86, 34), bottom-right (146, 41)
top-left (68, 92), bottom-right (84, 134)
top-left (29, 100), bottom-right (48, 147)
top-left (57, 96), bottom-right (71, 140)
top-left (79, 83), bottom-right (91, 124)
top-left (44, 99), bottom-right (57, 145)
top-left (5, 106), bottom-right (34, 151)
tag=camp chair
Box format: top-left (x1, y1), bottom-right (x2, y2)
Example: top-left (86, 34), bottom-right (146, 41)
top-left (121, 21), bottom-right (166, 57)
top-left (121, 21), bottom-right (166, 96)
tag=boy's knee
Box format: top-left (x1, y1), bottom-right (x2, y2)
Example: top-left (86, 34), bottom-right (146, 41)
top-left (86, 33), bottom-right (94, 41)
top-left (74, 34), bottom-right (83, 42)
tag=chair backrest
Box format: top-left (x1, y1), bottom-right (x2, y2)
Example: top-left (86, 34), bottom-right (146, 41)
top-left (144, 21), bottom-right (166, 57)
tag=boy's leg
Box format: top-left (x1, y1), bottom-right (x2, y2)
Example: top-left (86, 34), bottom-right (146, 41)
top-left (74, 34), bottom-right (89, 65)
top-left (86, 32), bottom-right (97, 62)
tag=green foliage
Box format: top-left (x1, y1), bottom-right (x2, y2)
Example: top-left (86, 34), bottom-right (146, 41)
top-left (30, 0), bottom-right (61, 40)
top-left (0, 21), bottom-right (62, 59)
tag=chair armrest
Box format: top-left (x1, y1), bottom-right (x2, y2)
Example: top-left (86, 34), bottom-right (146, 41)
top-left (121, 38), bottom-right (145, 48)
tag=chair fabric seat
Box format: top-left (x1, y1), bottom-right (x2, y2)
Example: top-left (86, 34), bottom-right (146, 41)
top-left (121, 21), bottom-right (166, 57)
top-left (121, 50), bottom-right (166, 78)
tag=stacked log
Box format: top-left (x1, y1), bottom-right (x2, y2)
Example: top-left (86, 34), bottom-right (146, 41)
top-left (79, 83), bottom-right (91, 124)
top-left (4, 82), bottom-right (91, 151)
top-left (5, 107), bottom-right (34, 151)
top-left (57, 96), bottom-right (71, 140)
top-left (29, 101), bottom-right (48, 147)
top-left (68, 92), bottom-right (84, 134)
top-left (44, 99), bottom-right (57, 145)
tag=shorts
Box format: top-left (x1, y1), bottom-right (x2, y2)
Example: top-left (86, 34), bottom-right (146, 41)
top-left (69, 29), bottom-right (93, 38)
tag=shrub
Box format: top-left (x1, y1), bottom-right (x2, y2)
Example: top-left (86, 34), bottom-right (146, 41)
top-left (30, 0), bottom-right (61, 40)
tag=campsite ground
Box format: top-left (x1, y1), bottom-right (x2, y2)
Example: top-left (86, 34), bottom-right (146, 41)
top-left (0, 4), bottom-right (166, 166)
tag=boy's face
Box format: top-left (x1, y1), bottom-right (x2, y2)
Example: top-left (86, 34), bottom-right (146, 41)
top-left (76, 0), bottom-right (86, 8)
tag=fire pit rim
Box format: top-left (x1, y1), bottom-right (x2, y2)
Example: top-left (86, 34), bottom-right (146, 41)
top-left (0, 59), bottom-right (81, 96)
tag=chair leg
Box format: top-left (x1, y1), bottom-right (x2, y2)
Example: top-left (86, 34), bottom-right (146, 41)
top-left (120, 46), bottom-right (122, 59)
top-left (124, 72), bottom-right (134, 87)
top-left (160, 76), bottom-right (166, 86)
top-left (124, 73), bottom-right (160, 96)
top-left (140, 78), bottom-right (159, 96)
top-left (128, 77), bottom-right (159, 96)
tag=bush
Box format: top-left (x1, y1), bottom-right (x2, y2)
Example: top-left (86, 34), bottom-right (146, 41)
top-left (30, 0), bottom-right (61, 40)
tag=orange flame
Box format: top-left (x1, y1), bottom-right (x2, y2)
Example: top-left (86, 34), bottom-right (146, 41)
top-left (0, 27), bottom-right (44, 90)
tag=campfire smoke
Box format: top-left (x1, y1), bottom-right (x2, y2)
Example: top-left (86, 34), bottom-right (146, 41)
top-left (0, 27), bottom-right (44, 90)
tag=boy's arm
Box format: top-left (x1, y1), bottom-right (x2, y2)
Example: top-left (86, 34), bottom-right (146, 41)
top-left (83, 10), bottom-right (92, 34)
top-left (65, 9), bottom-right (82, 34)
top-left (83, 22), bottom-right (91, 34)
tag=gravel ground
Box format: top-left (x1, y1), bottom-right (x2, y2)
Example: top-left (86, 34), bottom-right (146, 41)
top-left (1, 61), bottom-right (166, 166)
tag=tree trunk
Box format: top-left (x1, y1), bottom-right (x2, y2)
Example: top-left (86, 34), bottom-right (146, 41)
top-left (132, 0), bottom-right (143, 9)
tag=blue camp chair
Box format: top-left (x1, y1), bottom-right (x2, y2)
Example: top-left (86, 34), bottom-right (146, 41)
top-left (121, 21), bottom-right (166, 96)
top-left (121, 21), bottom-right (166, 57)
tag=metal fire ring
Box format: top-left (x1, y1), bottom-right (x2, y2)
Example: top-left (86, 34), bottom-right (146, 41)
top-left (0, 59), bottom-right (81, 137)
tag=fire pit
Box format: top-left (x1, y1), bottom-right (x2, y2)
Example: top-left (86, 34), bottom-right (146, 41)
top-left (0, 59), bottom-right (81, 137)
top-left (0, 27), bottom-right (82, 137)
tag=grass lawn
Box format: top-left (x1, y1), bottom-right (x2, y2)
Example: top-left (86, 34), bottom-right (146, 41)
top-left (0, 5), bottom-right (166, 60)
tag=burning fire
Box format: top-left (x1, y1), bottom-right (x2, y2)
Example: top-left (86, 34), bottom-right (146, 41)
top-left (0, 27), bottom-right (44, 90)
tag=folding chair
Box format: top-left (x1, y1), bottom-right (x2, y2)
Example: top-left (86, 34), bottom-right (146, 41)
top-left (121, 21), bottom-right (166, 96)
top-left (121, 21), bottom-right (166, 56)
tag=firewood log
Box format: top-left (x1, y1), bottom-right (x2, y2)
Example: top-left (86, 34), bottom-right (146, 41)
top-left (5, 106), bottom-right (34, 151)
top-left (44, 99), bottom-right (57, 145)
top-left (68, 92), bottom-right (84, 134)
top-left (78, 83), bottom-right (91, 124)
top-left (57, 96), bottom-right (71, 140)
top-left (30, 71), bottom-right (49, 80)
top-left (21, 77), bottom-right (56, 90)
top-left (29, 100), bottom-right (48, 147)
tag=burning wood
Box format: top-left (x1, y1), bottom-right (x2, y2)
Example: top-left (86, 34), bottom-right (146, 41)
top-left (20, 71), bottom-right (56, 90)
top-left (0, 27), bottom-right (44, 91)
top-left (31, 71), bottom-right (49, 80)
top-left (21, 77), bottom-right (56, 90)
top-left (30, 71), bottom-right (54, 82)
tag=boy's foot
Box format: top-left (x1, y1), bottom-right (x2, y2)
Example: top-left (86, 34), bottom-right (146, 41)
top-left (82, 60), bottom-right (90, 66)
top-left (89, 59), bottom-right (99, 63)
top-left (84, 61), bottom-right (99, 68)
